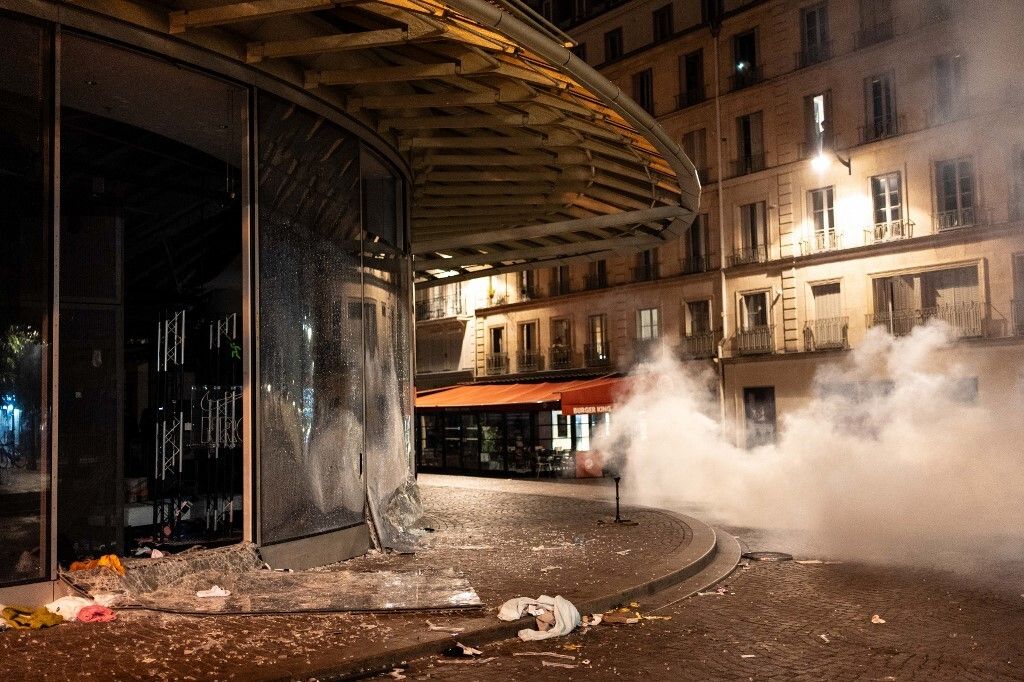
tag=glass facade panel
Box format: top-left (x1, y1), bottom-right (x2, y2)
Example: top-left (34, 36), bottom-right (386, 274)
top-left (0, 16), bottom-right (50, 586)
top-left (257, 93), bottom-right (365, 544)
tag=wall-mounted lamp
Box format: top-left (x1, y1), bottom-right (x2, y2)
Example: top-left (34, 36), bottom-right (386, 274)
top-left (812, 150), bottom-right (852, 175)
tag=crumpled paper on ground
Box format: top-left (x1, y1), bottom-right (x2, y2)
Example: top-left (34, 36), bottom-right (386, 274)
top-left (497, 595), bottom-right (581, 641)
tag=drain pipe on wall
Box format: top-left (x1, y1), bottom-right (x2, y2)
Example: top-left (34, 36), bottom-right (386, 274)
top-left (712, 20), bottom-right (729, 427)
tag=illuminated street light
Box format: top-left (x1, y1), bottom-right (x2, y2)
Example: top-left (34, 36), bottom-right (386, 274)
top-left (811, 150), bottom-right (852, 175)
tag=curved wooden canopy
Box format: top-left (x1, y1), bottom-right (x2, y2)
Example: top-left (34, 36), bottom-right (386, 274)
top-left (72, 0), bottom-right (700, 282)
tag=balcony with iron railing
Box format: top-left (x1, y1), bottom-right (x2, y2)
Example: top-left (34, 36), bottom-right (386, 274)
top-left (415, 295), bottom-right (463, 321)
top-left (865, 218), bottom-right (914, 244)
top-left (518, 285), bottom-right (541, 302)
top-left (679, 330), bottom-right (718, 359)
top-left (936, 206), bottom-right (975, 231)
top-left (632, 262), bottom-right (660, 283)
top-left (860, 114), bottom-right (903, 144)
top-left (735, 325), bottom-right (775, 355)
top-left (584, 272), bottom-right (608, 290)
top-left (516, 350), bottom-right (543, 373)
top-left (803, 317), bottom-right (849, 351)
top-left (584, 342), bottom-right (612, 368)
top-left (728, 244), bottom-right (770, 267)
top-left (548, 279), bottom-right (572, 297)
top-left (549, 344), bottom-right (574, 370)
top-left (632, 336), bottom-right (659, 363)
top-left (866, 301), bottom-right (985, 338)
top-left (800, 230), bottom-right (843, 255)
top-left (676, 86), bottom-right (705, 109)
top-left (681, 252), bottom-right (717, 275)
top-left (730, 152), bottom-right (766, 177)
top-left (854, 18), bottom-right (894, 48)
top-left (730, 63), bottom-right (761, 91)
top-left (485, 352), bottom-right (509, 375)
top-left (796, 40), bottom-right (831, 68)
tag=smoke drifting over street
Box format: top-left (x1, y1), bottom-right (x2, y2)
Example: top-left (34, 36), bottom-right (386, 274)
top-left (602, 323), bottom-right (1024, 569)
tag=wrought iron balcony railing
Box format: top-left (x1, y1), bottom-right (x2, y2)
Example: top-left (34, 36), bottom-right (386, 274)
top-left (936, 206), bottom-right (975, 231)
top-left (584, 343), bottom-right (612, 367)
top-left (728, 244), bottom-right (770, 267)
top-left (548, 280), bottom-right (572, 296)
top-left (681, 253), bottom-right (716, 275)
top-left (632, 262), bottom-right (660, 282)
top-left (730, 152), bottom-right (766, 177)
top-left (866, 301), bottom-right (985, 338)
top-left (730, 63), bottom-right (761, 91)
top-left (679, 330), bottom-right (718, 358)
top-left (801, 230), bottom-right (843, 254)
top-left (797, 40), bottom-right (831, 68)
top-left (676, 86), bottom-right (705, 109)
top-left (854, 19), bottom-right (893, 49)
top-left (736, 325), bottom-right (775, 355)
top-left (866, 218), bottom-right (914, 243)
top-left (549, 344), bottom-right (574, 370)
top-left (860, 114), bottom-right (902, 143)
top-left (803, 316), bottom-right (849, 351)
top-left (516, 350), bottom-right (543, 373)
top-left (415, 295), bottom-right (463, 321)
top-left (584, 273), bottom-right (608, 290)
top-left (485, 352), bottom-right (509, 375)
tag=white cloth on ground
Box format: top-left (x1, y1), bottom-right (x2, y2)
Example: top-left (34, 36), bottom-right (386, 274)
top-left (497, 594), bottom-right (581, 641)
top-left (44, 596), bottom-right (95, 621)
top-left (196, 585), bottom-right (231, 598)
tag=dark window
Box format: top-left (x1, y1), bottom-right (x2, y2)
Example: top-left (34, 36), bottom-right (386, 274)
top-left (1012, 149), bottom-right (1024, 220)
top-left (682, 128), bottom-right (708, 182)
top-left (653, 4), bottom-right (674, 43)
top-left (935, 158), bottom-right (975, 229)
top-left (686, 213), bottom-right (710, 272)
top-left (734, 111), bottom-right (764, 175)
top-left (604, 28), bottom-right (623, 62)
top-left (490, 326), bottom-right (505, 354)
top-left (864, 72), bottom-right (897, 141)
top-left (934, 52), bottom-right (966, 121)
top-left (633, 68), bottom-right (654, 114)
top-left (687, 300), bottom-right (712, 334)
top-left (732, 201), bottom-right (768, 265)
top-left (744, 387), bottom-right (777, 447)
top-left (732, 30), bottom-right (759, 89)
top-left (679, 50), bottom-right (705, 107)
top-left (799, 3), bottom-right (830, 66)
top-left (857, 0), bottom-right (893, 46)
top-left (586, 259), bottom-right (607, 289)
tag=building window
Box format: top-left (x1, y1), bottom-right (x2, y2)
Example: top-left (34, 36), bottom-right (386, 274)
top-left (604, 28), bottom-right (623, 62)
top-left (934, 52), bottom-right (966, 122)
top-left (734, 111), bottom-right (764, 176)
top-left (864, 72), bottom-right (897, 141)
top-left (807, 186), bottom-right (838, 251)
top-left (679, 49), bottom-right (705, 108)
top-left (519, 269), bottom-right (537, 298)
top-left (738, 292), bottom-right (773, 354)
top-left (570, 42), bottom-right (587, 61)
top-left (857, 0), bottom-right (893, 47)
top-left (637, 308), bottom-right (661, 340)
top-left (487, 326), bottom-right (508, 374)
top-left (744, 387), bottom-right (777, 447)
top-left (872, 265), bottom-right (981, 337)
top-left (517, 321), bottom-right (540, 372)
top-left (687, 300), bottom-right (712, 334)
top-left (586, 313), bottom-right (610, 365)
top-left (935, 158), bottom-right (975, 229)
top-left (551, 318), bottom-right (571, 347)
top-left (519, 321), bottom-right (538, 352)
top-left (799, 2), bottom-right (830, 66)
top-left (741, 292), bottom-right (769, 329)
top-left (803, 92), bottom-right (830, 157)
top-left (869, 171), bottom-right (908, 241)
top-left (732, 201), bottom-right (768, 265)
top-left (806, 282), bottom-right (846, 350)
top-left (633, 68), bottom-right (654, 114)
top-left (732, 30), bottom-right (759, 90)
top-left (652, 4), bottom-right (673, 43)
top-left (634, 248), bottom-right (659, 281)
top-left (550, 264), bottom-right (571, 295)
top-left (684, 213), bottom-right (711, 273)
top-left (682, 128), bottom-right (708, 182)
top-left (586, 259), bottom-right (607, 289)
top-left (490, 326), bottom-right (505, 354)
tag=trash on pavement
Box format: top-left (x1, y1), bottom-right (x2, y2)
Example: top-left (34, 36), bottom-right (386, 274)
top-left (512, 652), bottom-right (575, 660)
top-left (77, 605), bottom-right (116, 623)
top-left (697, 585), bottom-right (730, 596)
top-left (741, 654), bottom-right (756, 659)
top-left (68, 554), bottom-right (126, 576)
top-left (442, 642), bottom-right (483, 657)
top-left (742, 551), bottom-right (793, 562)
top-left (615, 549), bottom-right (632, 555)
top-left (542, 660), bottom-right (577, 669)
top-left (498, 595), bottom-right (581, 641)
top-left (387, 668), bottom-right (407, 680)
top-left (819, 634), bottom-right (830, 643)
top-left (196, 585), bottom-right (231, 598)
top-left (2, 605), bottom-right (64, 629)
top-left (426, 620), bottom-right (465, 633)
top-left (582, 613), bottom-right (603, 626)
top-left (539, 566), bottom-right (561, 573)
top-left (45, 596), bottom-right (94, 621)
top-left (602, 609), bottom-right (640, 625)
top-left (871, 614), bottom-right (886, 624)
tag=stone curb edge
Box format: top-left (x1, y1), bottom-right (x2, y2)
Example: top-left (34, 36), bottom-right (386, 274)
top-left (282, 508), bottom-right (732, 681)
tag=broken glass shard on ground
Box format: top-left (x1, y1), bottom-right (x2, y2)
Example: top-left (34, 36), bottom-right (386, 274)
top-left (59, 543), bottom-right (481, 614)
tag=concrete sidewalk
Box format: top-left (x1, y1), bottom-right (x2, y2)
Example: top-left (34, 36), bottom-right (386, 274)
top-left (0, 476), bottom-right (735, 680)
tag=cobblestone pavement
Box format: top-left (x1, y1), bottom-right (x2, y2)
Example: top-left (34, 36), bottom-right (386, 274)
top-left (383, 477), bottom-right (1024, 682)
top-left (0, 478), bottom-right (689, 681)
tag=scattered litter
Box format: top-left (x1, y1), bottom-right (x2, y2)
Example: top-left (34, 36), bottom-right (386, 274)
top-left (426, 620), bottom-right (465, 633)
top-left (629, 602), bottom-right (639, 608)
top-left (539, 566), bottom-right (561, 573)
top-left (697, 585), bottom-right (730, 597)
top-left (742, 552), bottom-right (793, 562)
top-left (642, 615), bottom-right (672, 621)
top-left (91, 593), bottom-right (119, 608)
top-left (740, 654), bottom-right (756, 659)
top-left (563, 644), bottom-right (582, 651)
top-left (77, 605), bottom-right (116, 623)
top-left (150, 549), bottom-right (165, 559)
top-left (436, 657), bottom-right (495, 665)
top-left (819, 634), bottom-right (830, 643)
top-left (442, 642), bottom-right (483, 657)
top-left (871, 615), bottom-right (886, 624)
top-left (422, 527), bottom-right (436, 533)
top-left (2, 606), bottom-right (64, 629)
top-left (542, 660), bottom-right (577, 669)
top-left (582, 614), bottom-right (603, 627)
top-left (615, 549), bottom-right (632, 555)
top-left (387, 668), bottom-right (406, 680)
top-left (44, 596), bottom-right (94, 621)
top-left (68, 554), bottom-right (126, 576)
top-left (196, 585), bottom-right (231, 598)
top-left (602, 610), bottom-right (640, 625)
top-left (455, 545), bottom-right (494, 551)
top-left (582, 659), bottom-right (590, 665)
top-left (512, 652), bottom-right (575, 660)
top-left (498, 595), bottom-right (581, 641)
top-left (795, 559), bottom-right (823, 564)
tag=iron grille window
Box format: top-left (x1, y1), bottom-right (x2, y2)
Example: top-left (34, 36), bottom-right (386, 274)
top-left (935, 158), bottom-right (975, 229)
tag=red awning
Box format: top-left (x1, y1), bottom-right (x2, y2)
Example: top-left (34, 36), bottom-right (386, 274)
top-left (557, 377), bottom-right (631, 415)
top-left (415, 379), bottom-right (612, 410)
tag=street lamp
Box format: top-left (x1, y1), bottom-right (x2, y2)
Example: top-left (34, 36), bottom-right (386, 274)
top-left (812, 150), bottom-right (852, 175)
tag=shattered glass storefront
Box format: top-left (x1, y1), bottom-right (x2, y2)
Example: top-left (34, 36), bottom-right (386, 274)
top-left (0, 14), bottom-right (413, 595)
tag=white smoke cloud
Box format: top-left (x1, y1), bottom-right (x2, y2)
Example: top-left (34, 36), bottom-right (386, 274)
top-left (600, 322), bottom-right (1024, 569)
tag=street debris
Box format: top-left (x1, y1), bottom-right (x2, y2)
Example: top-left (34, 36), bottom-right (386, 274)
top-left (742, 551), bottom-right (793, 562)
top-left (68, 554), bottom-right (126, 576)
top-left (441, 642), bottom-right (483, 657)
top-left (795, 559), bottom-right (842, 565)
top-left (871, 615), bottom-right (886, 624)
top-left (44, 596), bottom-right (94, 621)
top-left (563, 644), bottom-right (582, 651)
top-left (454, 545), bottom-right (494, 550)
top-left (2, 606), bottom-right (64, 629)
top-left (539, 566), bottom-right (561, 573)
top-left (615, 549), bottom-right (632, 555)
top-left (76, 605), bottom-right (116, 623)
top-left (435, 657), bottom-right (495, 665)
top-left (498, 595), bottom-right (581, 641)
top-left (603, 610), bottom-right (639, 625)
top-left (582, 614), bottom-right (603, 626)
top-left (697, 585), bottom-right (730, 596)
top-left (819, 634), bottom-right (830, 643)
top-left (387, 668), bottom-right (406, 679)
top-left (196, 585), bottom-right (231, 598)
top-left (426, 620), bottom-right (465, 633)
top-left (740, 654), bottom-right (756, 659)
top-left (542, 660), bottom-right (577, 669)
top-left (512, 652), bottom-right (576, 660)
